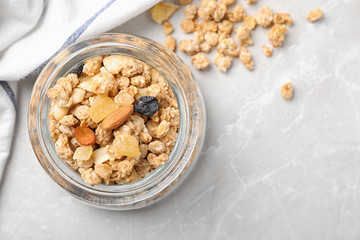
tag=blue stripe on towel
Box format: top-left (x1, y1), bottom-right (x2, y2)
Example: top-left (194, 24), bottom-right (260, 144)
top-left (22, 0), bottom-right (117, 81)
top-left (0, 82), bottom-right (16, 109)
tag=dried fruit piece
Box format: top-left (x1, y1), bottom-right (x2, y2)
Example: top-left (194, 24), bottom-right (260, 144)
top-left (281, 82), bottom-right (293, 99)
top-left (101, 105), bottom-right (134, 131)
top-left (112, 134), bottom-right (141, 157)
top-left (69, 63), bottom-right (84, 76)
top-left (88, 95), bottom-right (118, 123)
top-left (134, 96), bottom-right (159, 116)
top-left (71, 88), bottom-right (86, 104)
top-left (307, 9), bottom-right (323, 22)
top-left (54, 106), bottom-right (69, 121)
top-left (150, 2), bottom-right (180, 24)
top-left (73, 146), bottom-right (93, 161)
top-left (93, 147), bottom-right (110, 165)
top-left (75, 126), bottom-right (96, 146)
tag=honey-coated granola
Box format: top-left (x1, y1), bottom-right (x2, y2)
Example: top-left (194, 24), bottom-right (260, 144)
top-left (47, 55), bottom-right (180, 186)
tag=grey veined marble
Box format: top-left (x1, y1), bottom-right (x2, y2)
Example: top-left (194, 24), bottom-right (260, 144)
top-left (1, 0), bottom-right (360, 239)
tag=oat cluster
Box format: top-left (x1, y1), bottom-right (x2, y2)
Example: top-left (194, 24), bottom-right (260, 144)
top-left (307, 9), bottom-right (323, 22)
top-left (280, 82), bottom-right (293, 99)
top-left (151, 2), bottom-right (323, 100)
top-left (151, 0), bottom-right (297, 72)
top-left (47, 55), bottom-right (180, 186)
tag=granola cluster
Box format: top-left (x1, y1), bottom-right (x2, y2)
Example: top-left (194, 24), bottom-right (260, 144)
top-left (47, 55), bottom-right (179, 186)
top-left (151, 0), bottom-right (295, 72)
top-left (150, 2), bottom-right (323, 100)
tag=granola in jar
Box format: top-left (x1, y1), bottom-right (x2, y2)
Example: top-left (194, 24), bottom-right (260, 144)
top-left (47, 55), bottom-right (180, 186)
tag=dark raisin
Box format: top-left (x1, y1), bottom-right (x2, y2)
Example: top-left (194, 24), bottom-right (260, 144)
top-left (69, 62), bottom-right (84, 76)
top-left (134, 96), bottom-right (159, 116)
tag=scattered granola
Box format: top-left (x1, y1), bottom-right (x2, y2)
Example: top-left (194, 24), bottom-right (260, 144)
top-left (274, 13), bottom-right (293, 26)
top-left (194, 30), bottom-right (205, 43)
top-left (47, 55), bottom-right (179, 186)
top-left (307, 9), bottom-right (323, 22)
top-left (239, 47), bottom-right (255, 71)
top-left (262, 45), bottom-right (273, 57)
top-left (214, 53), bottom-right (232, 72)
top-left (154, 0), bottom-right (301, 72)
top-left (220, 0), bottom-right (236, 6)
top-left (245, 16), bottom-right (257, 30)
top-left (218, 20), bottom-right (233, 34)
top-left (191, 52), bottom-right (210, 70)
top-left (204, 32), bottom-right (219, 46)
top-left (165, 35), bottom-right (176, 51)
top-left (216, 37), bottom-right (240, 57)
top-left (180, 19), bottom-right (196, 33)
top-left (150, 2), bottom-right (180, 24)
top-left (163, 22), bottom-right (174, 35)
top-left (203, 20), bottom-right (218, 32)
top-left (226, 5), bottom-right (246, 23)
top-left (280, 82), bottom-right (293, 99)
top-left (200, 42), bottom-right (212, 53)
top-left (255, 6), bottom-right (273, 27)
top-left (179, 39), bottom-right (200, 55)
top-left (268, 24), bottom-right (287, 48)
top-left (180, 0), bottom-right (193, 5)
top-left (235, 24), bottom-right (251, 41)
top-left (183, 4), bottom-right (198, 20)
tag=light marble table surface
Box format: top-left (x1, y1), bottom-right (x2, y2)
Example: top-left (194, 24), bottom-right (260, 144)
top-left (1, 0), bottom-right (360, 239)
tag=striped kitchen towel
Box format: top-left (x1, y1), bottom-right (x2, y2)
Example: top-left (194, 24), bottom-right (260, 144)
top-left (0, 0), bottom-right (159, 183)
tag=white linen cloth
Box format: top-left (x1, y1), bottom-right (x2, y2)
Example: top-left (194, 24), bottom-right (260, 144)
top-left (0, 0), bottom-right (159, 182)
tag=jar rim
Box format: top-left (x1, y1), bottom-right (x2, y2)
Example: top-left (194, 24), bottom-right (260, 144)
top-left (28, 33), bottom-right (206, 210)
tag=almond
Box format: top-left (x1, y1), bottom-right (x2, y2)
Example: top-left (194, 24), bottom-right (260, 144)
top-left (75, 126), bottom-right (96, 146)
top-left (100, 105), bottom-right (133, 131)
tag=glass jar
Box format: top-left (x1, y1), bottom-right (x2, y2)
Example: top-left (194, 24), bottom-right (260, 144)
top-left (28, 33), bottom-right (206, 210)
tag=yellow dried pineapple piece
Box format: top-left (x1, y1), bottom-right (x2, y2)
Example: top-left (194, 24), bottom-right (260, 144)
top-left (88, 95), bottom-right (118, 123)
top-left (73, 146), bottom-right (93, 161)
top-left (112, 134), bottom-right (141, 157)
top-left (150, 2), bottom-right (180, 24)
